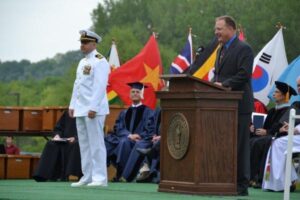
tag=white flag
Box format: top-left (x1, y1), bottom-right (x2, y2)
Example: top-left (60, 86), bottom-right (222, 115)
top-left (252, 28), bottom-right (288, 105)
top-left (108, 40), bottom-right (120, 69)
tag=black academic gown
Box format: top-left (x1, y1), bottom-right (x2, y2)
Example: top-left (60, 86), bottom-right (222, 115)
top-left (33, 111), bottom-right (82, 181)
top-left (250, 106), bottom-right (290, 184)
top-left (105, 104), bottom-right (154, 181)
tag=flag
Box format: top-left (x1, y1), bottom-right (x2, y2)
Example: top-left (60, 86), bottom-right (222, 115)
top-left (108, 40), bottom-right (121, 70)
top-left (108, 35), bottom-right (164, 109)
top-left (268, 56), bottom-right (300, 104)
top-left (107, 40), bottom-right (121, 104)
top-left (238, 25), bottom-right (246, 41)
top-left (169, 29), bottom-right (193, 74)
top-left (252, 28), bottom-right (288, 105)
top-left (192, 37), bottom-right (220, 81)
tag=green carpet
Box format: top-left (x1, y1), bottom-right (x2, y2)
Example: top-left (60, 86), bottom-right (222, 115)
top-left (0, 180), bottom-right (299, 200)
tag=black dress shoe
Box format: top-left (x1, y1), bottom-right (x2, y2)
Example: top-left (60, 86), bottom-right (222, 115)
top-left (252, 182), bottom-right (262, 189)
top-left (237, 189), bottom-right (249, 196)
top-left (136, 148), bottom-right (152, 155)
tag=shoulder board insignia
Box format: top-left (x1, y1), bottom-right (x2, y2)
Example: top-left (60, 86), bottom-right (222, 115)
top-left (95, 54), bottom-right (103, 59)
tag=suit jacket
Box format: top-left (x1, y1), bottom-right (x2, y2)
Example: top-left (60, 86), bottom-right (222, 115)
top-left (69, 49), bottom-right (110, 117)
top-left (212, 37), bottom-right (254, 114)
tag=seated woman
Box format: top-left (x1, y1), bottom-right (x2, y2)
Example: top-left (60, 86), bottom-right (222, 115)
top-left (33, 111), bottom-right (82, 181)
top-left (4, 136), bottom-right (20, 155)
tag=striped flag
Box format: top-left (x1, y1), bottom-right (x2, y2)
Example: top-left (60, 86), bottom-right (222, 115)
top-left (192, 37), bottom-right (220, 81)
top-left (107, 40), bottom-right (121, 104)
top-left (252, 28), bottom-right (288, 105)
top-left (170, 29), bottom-right (193, 74)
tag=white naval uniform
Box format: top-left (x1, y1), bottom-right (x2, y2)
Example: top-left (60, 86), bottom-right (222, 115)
top-left (262, 132), bottom-right (300, 191)
top-left (69, 49), bottom-right (110, 184)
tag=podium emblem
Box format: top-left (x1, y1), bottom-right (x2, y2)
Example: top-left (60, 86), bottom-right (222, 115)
top-left (167, 112), bottom-right (189, 160)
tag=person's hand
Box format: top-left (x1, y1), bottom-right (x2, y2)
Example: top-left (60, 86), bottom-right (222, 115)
top-left (214, 82), bottom-right (223, 87)
top-left (67, 137), bottom-right (76, 143)
top-left (249, 125), bottom-right (254, 133)
top-left (152, 135), bottom-right (161, 142)
top-left (52, 134), bottom-right (61, 141)
top-left (128, 134), bottom-right (141, 142)
top-left (88, 110), bottom-right (96, 119)
top-left (279, 122), bottom-right (289, 133)
top-left (255, 128), bottom-right (267, 136)
top-left (69, 109), bottom-right (74, 118)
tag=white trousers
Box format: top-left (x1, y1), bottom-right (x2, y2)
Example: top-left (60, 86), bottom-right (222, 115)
top-left (262, 135), bottom-right (300, 191)
top-left (76, 115), bottom-right (107, 184)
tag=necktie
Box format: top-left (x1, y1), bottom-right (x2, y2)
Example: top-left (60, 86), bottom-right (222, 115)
top-left (219, 46), bottom-right (225, 64)
top-left (129, 108), bottom-right (137, 133)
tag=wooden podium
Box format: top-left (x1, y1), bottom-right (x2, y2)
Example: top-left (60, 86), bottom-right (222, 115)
top-left (157, 74), bottom-right (242, 195)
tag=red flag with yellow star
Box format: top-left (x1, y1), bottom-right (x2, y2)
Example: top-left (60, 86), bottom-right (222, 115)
top-left (108, 35), bottom-right (164, 109)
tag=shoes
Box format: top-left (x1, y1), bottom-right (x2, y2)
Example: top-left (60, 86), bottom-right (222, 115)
top-left (290, 181), bottom-right (296, 192)
top-left (136, 148), bottom-right (152, 155)
top-left (237, 189), bottom-right (249, 196)
top-left (136, 171), bottom-right (151, 183)
top-left (252, 182), bottom-right (262, 189)
top-left (87, 182), bottom-right (107, 187)
top-left (111, 176), bottom-right (126, 182)
top-left (71, 181), bottom-right (88, 187)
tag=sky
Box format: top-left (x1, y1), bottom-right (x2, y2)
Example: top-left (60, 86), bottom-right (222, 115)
top-left (0, 0), bottom-right (102, 62)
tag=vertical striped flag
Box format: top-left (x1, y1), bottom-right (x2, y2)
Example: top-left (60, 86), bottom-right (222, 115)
top-left (107, 40), bottom-right (121, 104)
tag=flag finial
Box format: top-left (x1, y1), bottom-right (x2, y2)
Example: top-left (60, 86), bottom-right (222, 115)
top-left (275, 22), bottom-right (286, 30)
top-left (152, 32), bottom-right (159, 39)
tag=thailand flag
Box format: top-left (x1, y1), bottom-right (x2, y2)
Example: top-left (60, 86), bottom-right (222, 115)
top-left (170, 31), bottom-right (193, 74)
top-left (252, 28), bottom-right (288, 105)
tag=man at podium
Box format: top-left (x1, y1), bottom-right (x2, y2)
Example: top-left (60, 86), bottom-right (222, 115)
top-left (213, 15), bottom-right (254, 196)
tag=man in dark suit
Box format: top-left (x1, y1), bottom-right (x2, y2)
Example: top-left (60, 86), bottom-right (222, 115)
top-left (212, 15), bottom-right (254, 196)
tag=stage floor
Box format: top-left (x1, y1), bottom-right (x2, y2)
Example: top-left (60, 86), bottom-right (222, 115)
top-left (0, 180), bottom-right (299, 200)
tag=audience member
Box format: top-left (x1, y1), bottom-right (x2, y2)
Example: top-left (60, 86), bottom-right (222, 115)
top-left (33, 111), bottom-right (82, 181)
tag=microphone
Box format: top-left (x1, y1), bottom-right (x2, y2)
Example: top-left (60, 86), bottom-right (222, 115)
top-left (195, 46), bottom-right (205, 56)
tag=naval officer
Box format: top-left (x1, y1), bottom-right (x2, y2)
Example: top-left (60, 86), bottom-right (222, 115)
top-left (69, 29), bottom-right (110, 187)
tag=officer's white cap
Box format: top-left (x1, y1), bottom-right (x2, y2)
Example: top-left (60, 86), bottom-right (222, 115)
top-left (79, 29), bottom-right (102, 43)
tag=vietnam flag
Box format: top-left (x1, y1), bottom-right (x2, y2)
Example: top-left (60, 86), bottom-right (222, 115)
top-left (108, 35), bottom-right (164, 109)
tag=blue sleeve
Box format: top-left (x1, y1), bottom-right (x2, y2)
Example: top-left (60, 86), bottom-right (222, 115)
top-left (113, 110), bottom-right (131, 137)
top-left (139, 108), bottom-right (155, 140)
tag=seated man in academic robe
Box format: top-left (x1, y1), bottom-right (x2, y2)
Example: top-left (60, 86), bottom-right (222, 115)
top-left (249, 81), bottom-right (297, 188)
top-left (105, 82), bottom-right (155, 182)
top-left (136, 107), bottom-right (161, 183)
top-left (33, 111), bottom-right (82, 182)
